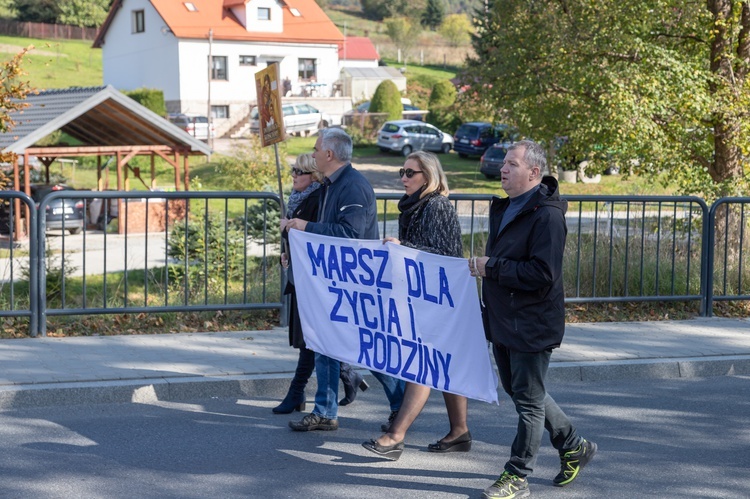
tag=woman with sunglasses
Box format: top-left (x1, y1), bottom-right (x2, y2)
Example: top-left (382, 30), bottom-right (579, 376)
top-left (275, 154), bottom-right (368, 413)
top-left (362, 151), bottom-right (470, 461)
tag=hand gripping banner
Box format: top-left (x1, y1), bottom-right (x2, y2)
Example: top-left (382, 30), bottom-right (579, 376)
top-left (289, 230), bottom-right (499, 404)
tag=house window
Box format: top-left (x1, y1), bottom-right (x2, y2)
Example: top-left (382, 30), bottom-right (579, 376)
top-left (132, 10), bottom-right (145, 33)
top-left (298, 58), bottom-right (316, 81)
top-left (211, 106), bottom-right (229, 119)
top-left (211, 56), bottom-right (228, 80)
top-left (184, 2), bottom-right (198, 12)
top-left (258, 7), bottom-right (271, 21)
top-left (239, 55), bottom-right (257, 66)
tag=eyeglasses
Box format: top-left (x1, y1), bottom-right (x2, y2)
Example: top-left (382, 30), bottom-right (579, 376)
top-left (399, 168), bottom-right (423, 179)
top-left (291, 168), bottom-right (312, 176)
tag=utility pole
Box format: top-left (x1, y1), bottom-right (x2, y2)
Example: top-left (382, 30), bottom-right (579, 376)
top-left (207, 28), bottom-right (213, 150)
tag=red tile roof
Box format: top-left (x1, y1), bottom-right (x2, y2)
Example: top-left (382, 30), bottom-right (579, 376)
top-left (338, 36), bottom-right (379, 61)
top-left (95, 0), bottom-right (343, 47)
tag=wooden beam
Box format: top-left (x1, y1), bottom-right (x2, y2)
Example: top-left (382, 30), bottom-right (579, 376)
top-left (184, 155), bottom-right (190, 191)
top-left (25, 145), bottom-right (196, 156)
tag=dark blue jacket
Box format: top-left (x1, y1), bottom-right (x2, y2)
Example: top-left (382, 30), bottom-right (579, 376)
top-left (305, 163), bottom-right (379, 240)
top-left (481, 176), bottom-right (568, 352)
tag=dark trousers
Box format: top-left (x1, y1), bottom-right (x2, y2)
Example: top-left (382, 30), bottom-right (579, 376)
top-left (492, 344), bottom-right (581, 477)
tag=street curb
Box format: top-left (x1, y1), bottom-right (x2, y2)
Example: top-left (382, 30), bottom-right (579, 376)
top-left (2, 356), bottom-right (749, 411)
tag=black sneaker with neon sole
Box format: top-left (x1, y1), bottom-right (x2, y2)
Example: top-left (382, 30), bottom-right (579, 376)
top-left (482, 471), bottom-right (530, 499)
top-left (553, 438), bottom-right (597, 487)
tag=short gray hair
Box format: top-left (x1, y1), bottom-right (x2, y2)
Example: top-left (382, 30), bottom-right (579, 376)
top-left (508, 139), bottom-right (547, 174)
top-left (319, 127), bottom-right (352, 163)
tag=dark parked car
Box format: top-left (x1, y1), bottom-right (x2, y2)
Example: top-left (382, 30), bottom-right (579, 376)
top-left (0, 184), bottom-right (86, 234)
top-left (453, 122), bottom-right (517, 158)
top-left (479, 143), bottom-right (510, 179)
top-left (33, 184), bottom-right (86, 234)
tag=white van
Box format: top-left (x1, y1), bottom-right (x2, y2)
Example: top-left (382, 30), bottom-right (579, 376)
top-left (249, 103), bottom-right (330, 136)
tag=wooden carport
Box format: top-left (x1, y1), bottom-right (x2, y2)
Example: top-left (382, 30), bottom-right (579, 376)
top-left (0, 85), bottom-right (212, 239)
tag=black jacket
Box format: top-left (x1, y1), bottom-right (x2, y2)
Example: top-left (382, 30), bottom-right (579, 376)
top-left (400, 192), bottom-right (463, 258)
top-left (481, 176), bottom-right (568, 352)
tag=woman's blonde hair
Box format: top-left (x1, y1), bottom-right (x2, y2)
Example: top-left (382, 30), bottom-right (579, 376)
top-left (294, 153), bottom-right (323, 183)
top-left (406, 151), bottom-right (449, 198)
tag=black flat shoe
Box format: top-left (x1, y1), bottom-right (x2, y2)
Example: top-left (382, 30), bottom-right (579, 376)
top-left (362, 438), bottom-right (404, 461)
top-left (427, 431), bottom-right (472, 453)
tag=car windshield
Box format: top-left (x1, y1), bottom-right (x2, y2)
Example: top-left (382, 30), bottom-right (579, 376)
top-left (191, 116), bottom-right (208, 123)
top-left (457, 125), bottom-right (479, 136)
top-left (484, 147), bottom-right (507, 159)
top-left (382, 124), bottom-right (401, 133)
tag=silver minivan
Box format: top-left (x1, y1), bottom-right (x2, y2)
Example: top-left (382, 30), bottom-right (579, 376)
top-left (249, 103), bottom-right (330, 135)
top-left (376, 120), bottom-right (454, 156)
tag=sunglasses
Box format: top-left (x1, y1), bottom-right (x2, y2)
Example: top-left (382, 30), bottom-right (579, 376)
top-left (291, 168), bottom-right (312, 176)
top-left (399, 168), bottom-right (423, 179)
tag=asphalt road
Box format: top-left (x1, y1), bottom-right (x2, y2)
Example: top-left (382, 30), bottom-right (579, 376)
top-left (0, 375), bottom-right (748, 498)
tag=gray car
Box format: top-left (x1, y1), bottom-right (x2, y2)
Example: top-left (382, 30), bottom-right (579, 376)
top-left (376, 120), bottom-right (454, 156)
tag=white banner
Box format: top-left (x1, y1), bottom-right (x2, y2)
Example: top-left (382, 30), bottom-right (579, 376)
top-left (289, 230), bottom-right (499, 404)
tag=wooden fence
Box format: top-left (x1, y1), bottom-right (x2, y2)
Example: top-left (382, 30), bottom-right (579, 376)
top-left (0, 18), bottom-right (98, 41)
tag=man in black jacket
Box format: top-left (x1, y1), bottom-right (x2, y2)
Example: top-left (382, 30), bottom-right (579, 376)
top-left (471, 140), bottom-right (596, 499)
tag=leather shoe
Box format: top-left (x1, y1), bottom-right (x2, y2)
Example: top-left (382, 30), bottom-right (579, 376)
top-left (427, 431), bottom-right (472, 453)
top-left (289, 413), bottom-right (338, 431)
top-left (362, 438), bottom-right (404, 461)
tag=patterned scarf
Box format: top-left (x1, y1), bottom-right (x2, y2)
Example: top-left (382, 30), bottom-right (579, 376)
top-left (287, 181), bottom-right (321, 215)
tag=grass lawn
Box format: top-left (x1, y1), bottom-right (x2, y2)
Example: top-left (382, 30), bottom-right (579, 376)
top-left (0, 35), bottom-right (102, 89)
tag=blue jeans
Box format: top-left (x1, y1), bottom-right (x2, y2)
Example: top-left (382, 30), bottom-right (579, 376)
top-left (313, 354), bottom-right (406, 419)
top-left (313, 353), bottom-right (340, 419)
top-left (493, 344), bottom-right (581, 477)
top-left (371, 370), bottom-right (405, 412)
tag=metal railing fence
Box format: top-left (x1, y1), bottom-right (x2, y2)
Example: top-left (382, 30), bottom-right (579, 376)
top-left (1, 190), bottom-right (748, 336)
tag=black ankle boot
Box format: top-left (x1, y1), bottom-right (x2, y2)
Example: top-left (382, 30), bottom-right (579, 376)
top-left (273, 392), bottom-right (306, 414)
top-left (339, 363), bottom-right (369, 406)
top-left (273, 348), bottom-right (314, 414)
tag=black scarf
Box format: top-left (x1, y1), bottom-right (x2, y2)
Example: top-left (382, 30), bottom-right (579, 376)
top-left (398, 187), bottom-right (435, 241)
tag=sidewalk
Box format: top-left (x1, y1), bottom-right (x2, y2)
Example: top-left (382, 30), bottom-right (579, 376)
top-left (1, 317), bottom-right (749, 410)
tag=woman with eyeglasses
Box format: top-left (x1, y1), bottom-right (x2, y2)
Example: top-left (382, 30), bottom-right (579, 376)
top-left (274, 154), bottom-right (368, 414)
top-left (362, 151), bottom-right (470, 461)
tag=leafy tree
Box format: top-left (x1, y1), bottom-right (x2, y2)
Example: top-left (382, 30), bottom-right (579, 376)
top-left (370, 79), bottom-right (402, 121)
top-left (58, 0), bottom-right (109, 28)
top-left (385, 16), bottom-right (422, 63)
top-left (421, 0), bottom-right (444, 30)
top-left (360, 0), bottom-right (426, 21)
top-left (439, 13), bottom-right (471, 47)
top-left (1, 46), bottom-right (34, 162)
top-left (428, 79), bottom-right (456, 108)
top-left (12, 0), bottom-right (59, 23)
top-left (466, 0), bottom-right (750, 199)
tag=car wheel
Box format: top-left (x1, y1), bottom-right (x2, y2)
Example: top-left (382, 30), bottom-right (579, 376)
top-left (458, 153), bottom-right (468, 158)
top-left (401, 145), bottom-right (413, 157)
top-left (379, 147), bottom-right (390, 153)
top-left (483, 173), bottom-right (497, 180)
top-left (68, 227), bottom-right (82, 235)
top-left (441, 143), bottom-right (451, 154)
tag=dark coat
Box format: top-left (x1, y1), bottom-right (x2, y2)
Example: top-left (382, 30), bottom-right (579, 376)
top-left (284, 187), bottom-right (322, 348)
top-left (481, 176), bottom-right (568, 352)
top-left (305, 163), bottom-right (379, 240)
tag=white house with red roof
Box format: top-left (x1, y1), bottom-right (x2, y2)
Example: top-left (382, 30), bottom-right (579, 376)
top-left (94, 0), bottom-right (346, 135)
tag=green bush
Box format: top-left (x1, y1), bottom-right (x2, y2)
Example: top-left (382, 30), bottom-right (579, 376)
top-left (124, 88), bottom-right (167, 117)
top-left (428, 80), bottom-right (457, 108)
top-left (370, 80), bottom-right (403, 121)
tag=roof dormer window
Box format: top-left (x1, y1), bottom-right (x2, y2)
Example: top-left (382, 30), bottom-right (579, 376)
top-left (258, 7), bottom-right (271, 21)
top-left (184, 2), bottom-right (198, 12)
top-left (290, 8), bottom-right (301, 17)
